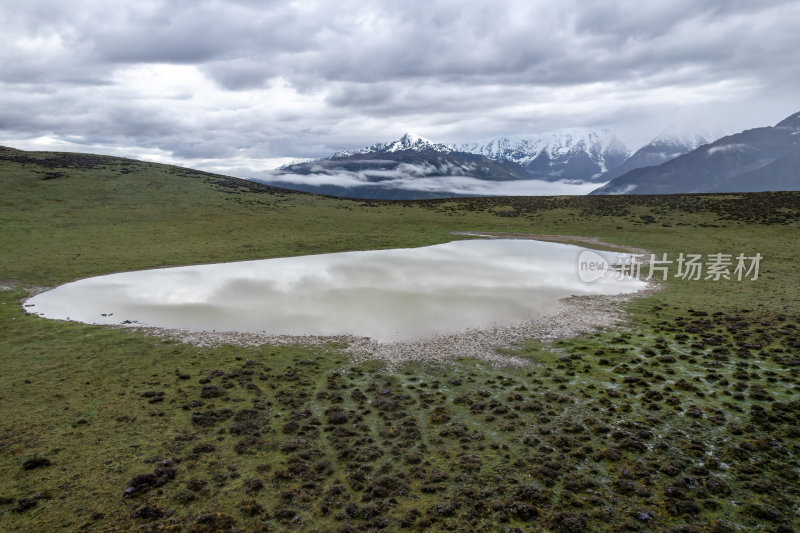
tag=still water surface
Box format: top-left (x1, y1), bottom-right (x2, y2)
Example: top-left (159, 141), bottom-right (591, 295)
top-left (26, 239), bottom-right (645, 341)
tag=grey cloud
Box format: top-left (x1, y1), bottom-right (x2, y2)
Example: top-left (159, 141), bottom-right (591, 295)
top-left (0, 0), bottom-right (798, 169)
top-left (200, 60), bottom-right (277, 91)
top-left (325, 84), bottom-right (398, 109)
top-left (5, 1), bottom-right (798, 87)
top-left (91, 4), bottom-right (316, 66)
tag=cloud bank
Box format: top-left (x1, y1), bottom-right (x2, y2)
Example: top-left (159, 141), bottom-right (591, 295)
top-left (260, 167), bottom-right (602, 197)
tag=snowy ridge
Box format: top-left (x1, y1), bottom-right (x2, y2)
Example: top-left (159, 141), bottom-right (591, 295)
top-left (333, 132), bottom-right (455, 158)
top-left (594, 126), bottom-right (724, 183)
top-left (285, 126), bottom-right (727, 185)
top-left (458, 129), bottom-right (629, 173)
top-left (276, 157), bottom-right (314, 170)
top-left (650, 124), bottom-right (724, 152)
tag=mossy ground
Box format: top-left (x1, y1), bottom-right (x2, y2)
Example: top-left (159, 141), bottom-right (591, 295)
top-left (1, 148), bottom-right (798, 531)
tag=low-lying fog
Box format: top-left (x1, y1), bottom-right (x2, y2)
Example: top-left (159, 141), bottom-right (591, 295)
top-left (26, 240), bottom-right (645, 341)
top-left (261, 170), bottom-right (603, 196)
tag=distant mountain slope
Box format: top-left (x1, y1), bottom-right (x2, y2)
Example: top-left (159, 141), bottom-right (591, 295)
top-left (283, 147), bottom-right (528, 182)
top-left (279, 132), bottom-right (529, 181)
top-left (598, 126), bottom-right (721, 182)
top-left (459, 129), bottom-right (629, 182)
top-left (262, 130), bottom-right (634, 199)
top-left (591, 111), bottom-right (800, 195)
top-left (263, 133), bottom-right (535, 199)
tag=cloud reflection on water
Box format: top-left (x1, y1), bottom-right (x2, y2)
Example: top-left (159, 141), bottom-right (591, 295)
top-left (27, 239), bottom-right (645, 341)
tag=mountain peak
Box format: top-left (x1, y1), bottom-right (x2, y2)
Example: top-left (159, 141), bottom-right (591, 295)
top-left (595, 124), bottom-right (723, 183)
top-left (399, 132), bottom-right (427, 143)
top-left (458, 129), bottom-right (629, 181)
top-left (651, 123), bottom-right (723, 150)
top-left (333, 133), bottom-right (455, 157)
top-left (592, 115), bottom-right (800, 195)
top-left (775, 111), bottom-right (800, 130)
top-left (390, 132), bottom-right (451, 152)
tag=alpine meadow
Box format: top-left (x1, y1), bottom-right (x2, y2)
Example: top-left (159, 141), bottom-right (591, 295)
top-left (2, 1), bottom-right (800, 532)
top-left (1, 147), bottom-right (799, 531)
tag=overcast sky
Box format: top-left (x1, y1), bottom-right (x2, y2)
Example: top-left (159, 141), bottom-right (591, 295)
top-left (1, 0), bottom-right (798, 175)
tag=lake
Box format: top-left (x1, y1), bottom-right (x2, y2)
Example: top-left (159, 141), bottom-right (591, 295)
top-left (25, 239), bottom-right (646, 341)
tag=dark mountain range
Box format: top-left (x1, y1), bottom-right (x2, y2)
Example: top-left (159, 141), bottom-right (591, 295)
top-left (259, 133), bottom-right (535, 200)
top-left (597, 126), bottom-right (720, 182)
top-left (591, 111), bottom-right (800, 195)
top-left (284, 138), bottom-right (530, 182)
top-left (259, 131), bottom-right (634, 199)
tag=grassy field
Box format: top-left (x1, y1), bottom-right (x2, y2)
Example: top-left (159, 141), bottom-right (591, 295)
top-left (1, 146), bottom-right (799, 531)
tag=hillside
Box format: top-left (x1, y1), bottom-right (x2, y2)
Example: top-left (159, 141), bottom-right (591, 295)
top-left (1, 146), bottom-right (800, 531)
top-left (597, 127), bottom-right (720, 183)
top-left (592, 111), bottom-right (800, 194)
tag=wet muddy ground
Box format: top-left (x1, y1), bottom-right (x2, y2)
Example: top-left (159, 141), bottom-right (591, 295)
top-left (5, 298), bottom-right (796, 531)
top-left (2, 152), bottom-right (799, 531)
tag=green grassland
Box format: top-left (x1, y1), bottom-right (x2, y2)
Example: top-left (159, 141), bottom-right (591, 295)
top-left (1, 146), bottom-right (799, 531)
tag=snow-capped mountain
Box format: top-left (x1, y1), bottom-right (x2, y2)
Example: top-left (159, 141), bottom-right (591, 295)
top-left (776, 110), bottom-right (800, 130)
top-left (267, 132), bottom-right (532, 199)
top-left (458, 129), bottom-right (629, 182)
top-left (591, 111), bottom-right (800, 195)
top-left (262, 120), bottom-right (778, 200)
top-left (333, 132), bottom-right (455, 158)
top-left (598, 125), bottom-right (724, 182)
top-left (651, 124), bottom-right (724, 152)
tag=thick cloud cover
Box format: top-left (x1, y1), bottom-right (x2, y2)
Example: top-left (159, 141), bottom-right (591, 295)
top-left (1, 0), bottom-right (798, 184)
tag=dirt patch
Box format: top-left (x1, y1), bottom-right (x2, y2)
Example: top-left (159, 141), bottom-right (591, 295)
top-left (450, 231), bottom-right (650, 255)
top-left (126, 281), bottom-right (660, 367)
top-left (344, 283), bottom-right (660, 367)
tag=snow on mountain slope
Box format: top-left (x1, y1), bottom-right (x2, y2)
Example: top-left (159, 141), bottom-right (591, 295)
top-left (650, 124), bottom-right (723, 152)
top-left (333, 132), bottom-right (455, 157)
top-left (598, 125), bottom-right (724, 182)
top-left (458, 129), bottom-right (629, 182)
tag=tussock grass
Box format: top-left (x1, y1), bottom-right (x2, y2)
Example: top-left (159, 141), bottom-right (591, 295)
top-left (1, 147), bottom-right (799, 531)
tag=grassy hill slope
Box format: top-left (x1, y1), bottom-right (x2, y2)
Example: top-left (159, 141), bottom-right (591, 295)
top-left (1, 146), bottom-right (799, 531)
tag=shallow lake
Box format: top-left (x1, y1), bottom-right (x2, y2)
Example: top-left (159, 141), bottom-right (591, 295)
top-left (26, 239), bottom-right (646, 341)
